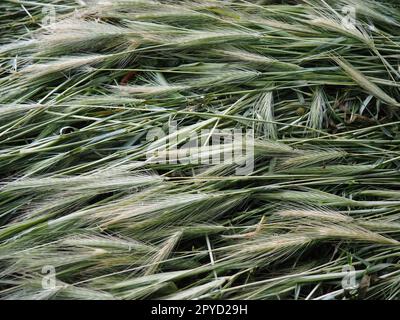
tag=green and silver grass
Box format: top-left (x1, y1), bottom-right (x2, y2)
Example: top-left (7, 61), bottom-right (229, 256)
top-left (1, 0), bottom-right (400, 300)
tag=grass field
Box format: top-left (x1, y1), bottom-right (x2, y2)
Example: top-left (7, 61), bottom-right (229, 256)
top-left (1, 0), bottom-right (400, 300)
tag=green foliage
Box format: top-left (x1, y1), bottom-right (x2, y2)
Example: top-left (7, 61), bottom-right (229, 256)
top-left (1, 0), bottom-right (400, 300)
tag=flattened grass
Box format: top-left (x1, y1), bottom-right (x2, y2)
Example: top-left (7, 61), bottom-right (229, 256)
top-left (1, 0), bottom-right (400, 300)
